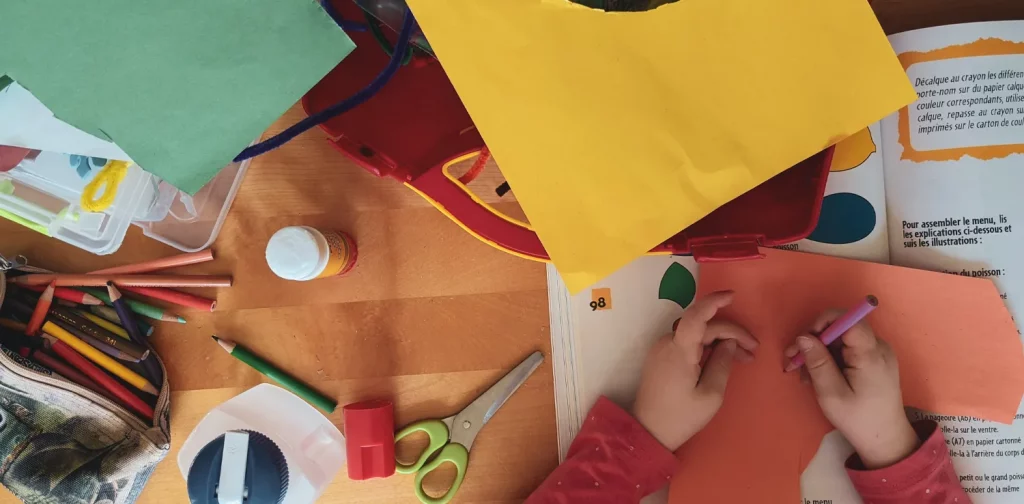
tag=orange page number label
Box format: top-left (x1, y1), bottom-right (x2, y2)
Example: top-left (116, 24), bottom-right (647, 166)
top-left (590, 288), bottom-right (612, 311)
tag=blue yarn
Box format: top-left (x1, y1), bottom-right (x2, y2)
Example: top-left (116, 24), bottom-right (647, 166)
top-left (320, 0), bottom-right (368, 32)
top-left (233, 6), bottom-right (415, 162)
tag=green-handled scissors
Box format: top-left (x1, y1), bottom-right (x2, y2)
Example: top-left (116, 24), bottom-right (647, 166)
top-left (395, 351), bottom-right (544, 504)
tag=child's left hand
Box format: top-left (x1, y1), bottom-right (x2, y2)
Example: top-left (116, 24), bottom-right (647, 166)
top-left (632, 291), bottom-right (759, 450)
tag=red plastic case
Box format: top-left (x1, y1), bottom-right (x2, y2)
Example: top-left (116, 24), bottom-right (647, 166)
top-left (303, 0), bottom-right (832, 263)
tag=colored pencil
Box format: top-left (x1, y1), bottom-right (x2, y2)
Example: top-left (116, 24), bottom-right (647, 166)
top-left (39, 334), bottom-right (154, 420)
top-left (31, 349), bottom-right (118, 403)
top-left (107, 283), bottom-right (162, 386)
top-left (785, 295), bottom-right (879, 372)
top-left (77, 310), bottom-right (129, 339)
top-left (88, 250), bottom-right (214, 275)
top-left (41, 322), bottom-right (158, 395)
top-left (10, 274), bottom-right (232, 288)
top-left (48, 307), bottom-right (148, 361)
top-left (50, 319), bottom-right (140, 362)
top-left (3, 296), bottom-right (45, 347)
top-left (19, 284), bottom-right (103, 305)
top-left (120, 285), bottom-right (217, 312)
top-left (212, 336), bottom-right (337, 413)
top-left (0, 325), bottom-right (42, 358)
top-left (0, 319), bottom-right (27, 333)
top-left (89, 305), bottom-right (154, 336)
top-left (79, 288), bottom-right (185, 324)
top-left (24, 282), bottom-right (54, 336)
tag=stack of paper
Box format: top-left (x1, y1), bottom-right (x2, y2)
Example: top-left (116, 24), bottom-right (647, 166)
top-left (0, 0), bottom-right (355, 194)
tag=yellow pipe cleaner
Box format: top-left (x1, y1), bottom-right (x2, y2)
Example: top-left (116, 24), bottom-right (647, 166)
top-left (81, 160), bottom-right (129, 212)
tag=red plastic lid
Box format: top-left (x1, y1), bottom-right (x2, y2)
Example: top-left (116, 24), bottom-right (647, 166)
top-left (301, 0), bottom-right (479, 184)
top-left (343, 399), bottom-right (396, 480)
top-left (654, 148), bottom-right (833, 261)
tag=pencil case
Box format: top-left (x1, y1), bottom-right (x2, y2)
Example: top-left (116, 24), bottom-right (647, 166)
top-left (303, 0), bottom-right (833, 264)
top-left (0, 270), bottom-right (170, 504)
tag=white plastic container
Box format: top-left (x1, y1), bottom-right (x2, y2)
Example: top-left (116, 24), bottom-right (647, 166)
top-left (178, 384), bottom-right (346, 504)
top-left (0, 151), bottom-right (249, 255)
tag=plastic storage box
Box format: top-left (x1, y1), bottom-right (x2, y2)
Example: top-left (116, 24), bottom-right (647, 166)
top-left (0, 151), bottom-right (249, 255)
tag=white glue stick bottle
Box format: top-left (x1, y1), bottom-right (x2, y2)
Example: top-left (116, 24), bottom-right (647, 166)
top-left (265, 226), bottom-right (358, 281)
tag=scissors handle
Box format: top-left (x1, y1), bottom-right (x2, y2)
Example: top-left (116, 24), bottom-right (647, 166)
top-left (395, 419), bottom-right (450, 474)
top-left (413, 443), bottom-right (468, 504)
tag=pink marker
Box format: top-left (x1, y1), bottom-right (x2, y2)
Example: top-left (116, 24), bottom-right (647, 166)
top-left (786, 295), bottom-right (878, 372)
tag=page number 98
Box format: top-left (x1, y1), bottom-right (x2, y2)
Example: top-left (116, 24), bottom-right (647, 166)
top-left (590, 288), bottom-right (612, 311)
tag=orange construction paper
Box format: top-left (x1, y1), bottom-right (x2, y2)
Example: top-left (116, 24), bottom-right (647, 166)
top-left (671, 247), bottom-right (1024, 504)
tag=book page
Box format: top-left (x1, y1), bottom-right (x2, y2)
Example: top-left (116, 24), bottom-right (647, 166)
top-left (548, 256), bottom-right (701, 467)
top-left (572, 256), bottom-right (700, 414)
top-left (803, 21), bottom-right (1024, 504)
top-left (886, 21), bottom-right (1024, 503)
top-left (791, 123), bottom-right (890, 263)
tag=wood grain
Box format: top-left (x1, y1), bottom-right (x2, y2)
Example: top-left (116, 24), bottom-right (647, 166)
top-left (0, 105), bottom-right (552, 503)
top-left (2, 2), bottom-right (1022, 501)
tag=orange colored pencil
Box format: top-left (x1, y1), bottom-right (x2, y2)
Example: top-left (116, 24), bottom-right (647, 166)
top-left (20, 284), bottom-right (103, 305)
top-left (120, 285), bottom-right (217, 312)
top-left (88, 250), bottom-right (214, 275)
top-left (39, 334), bottom-right (154, 420)
top-left (10, 274), bottom-right (232, 288)
top-left (25, 282), bottom-right (55, 336)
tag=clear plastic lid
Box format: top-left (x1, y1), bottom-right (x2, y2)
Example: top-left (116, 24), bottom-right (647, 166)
top-left (0, 151), bottom-right (249, 255)
top-left (0, 151), bottom-right (159, 255)
top-left (133, 158), bottom-right (251, 252)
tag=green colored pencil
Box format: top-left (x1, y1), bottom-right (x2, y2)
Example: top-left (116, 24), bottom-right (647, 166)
top-left (76, 288), bottom-right (185, 324)
top-left (212, 335), bottom-right (336, 413)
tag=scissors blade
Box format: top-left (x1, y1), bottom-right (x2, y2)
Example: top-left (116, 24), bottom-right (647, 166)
top-left (449, 351), bottom-right (544, 450)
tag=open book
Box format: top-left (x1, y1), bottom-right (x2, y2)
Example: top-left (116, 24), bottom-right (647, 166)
top-left (548, 20), bottom-right (1024, 503)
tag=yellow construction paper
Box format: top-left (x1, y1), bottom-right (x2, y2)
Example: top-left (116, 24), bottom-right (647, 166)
top-left (407, 0), bottom-right (916, 293)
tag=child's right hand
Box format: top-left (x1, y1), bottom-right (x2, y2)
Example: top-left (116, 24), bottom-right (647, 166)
top-left (784, 311), bottom-right (921, 469)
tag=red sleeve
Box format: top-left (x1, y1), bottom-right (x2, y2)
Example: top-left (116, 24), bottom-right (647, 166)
top-left (847, 420), bottom-right (972, 504)
top-left (525, 397), bottom-right (678, 504)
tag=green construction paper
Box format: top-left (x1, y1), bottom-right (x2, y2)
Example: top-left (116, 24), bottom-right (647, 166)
top-left (0, 76), bottom-right (11, 93)
top-left (0, 1), bottom-right (356, 194)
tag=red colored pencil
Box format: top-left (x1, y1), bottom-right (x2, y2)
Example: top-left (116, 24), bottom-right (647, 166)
top-left (25, 282), bottom-right (55, 336)
top-left (20, 284), bottom-right (103, 305)
top-left (10, 274), bottom-right (232, 288)
top-left (88, 249), bottom-right (214, 275)
top-left (31, 350), bottom-right (119, 404)
top-left (39, 334), bottom-right (154, 420)
top-left (120, 285), bottom-right (216, 312)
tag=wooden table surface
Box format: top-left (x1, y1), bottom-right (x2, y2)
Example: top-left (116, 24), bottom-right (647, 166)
top-left (0, 100), bottom-right (553, 504)
top-left (2, 2), bottom-right (1023, 503)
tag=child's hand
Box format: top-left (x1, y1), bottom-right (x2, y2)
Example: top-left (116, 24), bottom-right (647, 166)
top-left (632, 291), bottom-right (758, 450)
top-left (784, 311), bottom-right (920, 469)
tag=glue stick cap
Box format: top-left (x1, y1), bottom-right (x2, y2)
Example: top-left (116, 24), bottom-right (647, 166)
top-left (265, 226), bottom-right (329, 281)
top-left (343, 399), bottom-right (396, 480)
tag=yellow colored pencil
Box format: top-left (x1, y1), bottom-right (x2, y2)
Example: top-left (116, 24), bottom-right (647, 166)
top-left (41, 322), bottom-right (158, 395)
top-left (76, 310), bottom-right (130, 340)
